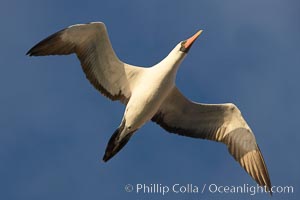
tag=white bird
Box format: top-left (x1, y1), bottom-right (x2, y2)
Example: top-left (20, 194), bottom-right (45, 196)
top-left (27, 22), bottom-right (271, 193)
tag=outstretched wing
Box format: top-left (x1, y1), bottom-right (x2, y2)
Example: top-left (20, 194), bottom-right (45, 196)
top-left (27, 22), bottom-right (143, 104)
top-left (152, 87), bottom-right (271, 193)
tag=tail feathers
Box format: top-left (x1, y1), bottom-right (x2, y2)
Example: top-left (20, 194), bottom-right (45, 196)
top-left (103, 123), bottom-right (136, 162)
top-left (26, 28), bottom-right (75, 56)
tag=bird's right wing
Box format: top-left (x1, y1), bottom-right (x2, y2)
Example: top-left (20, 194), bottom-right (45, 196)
top-left (152, 87), bottom-right (271, 193)
top-left (27, 22), bottom-right (144, 104)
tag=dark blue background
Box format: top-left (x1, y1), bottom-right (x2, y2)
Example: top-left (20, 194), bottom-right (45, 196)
top-left (1, 0), bottom-right (299, 199)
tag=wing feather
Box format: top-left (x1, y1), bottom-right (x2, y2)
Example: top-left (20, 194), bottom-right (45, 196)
top-left (152, 87), bottom-right (271, 193)
top-left (27, 22), bottom-right (143, 103)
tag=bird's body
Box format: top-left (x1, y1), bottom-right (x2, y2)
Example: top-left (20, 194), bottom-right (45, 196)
top-left (27, 22), bottom-right (272, 194)
top-left (125, 48), bottom-right (183, 130)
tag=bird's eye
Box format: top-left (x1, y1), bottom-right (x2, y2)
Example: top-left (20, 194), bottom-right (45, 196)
top-left (180, 41), bottom-right (188, 53)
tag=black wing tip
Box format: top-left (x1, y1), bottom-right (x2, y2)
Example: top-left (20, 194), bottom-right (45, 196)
top-left (249, 148), bottom-right (272, 195)
top-left (262, 183), bottom-right (272, 196)
top-left (257, 146), bottom-right (272, 195)
top-left (102, 154), bottom-right (112, 162)
top-left (26, 48), bottom-right (36, 56)
top-left (26, 44), bottom-right (39, 56)
top-left (266, 179), bottom-right (272, 196)
top-left (26, 28), bottom-right (69, 57)
top-left (26, 22), bottom-right (105, 57)
top-left (269, 189), bottom-right (273, 196)
top-left (261, 179), bottom-right (272, 196)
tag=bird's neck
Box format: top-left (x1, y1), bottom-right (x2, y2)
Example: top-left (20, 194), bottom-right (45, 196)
top-left (155, 51), bottom-right (185, 76)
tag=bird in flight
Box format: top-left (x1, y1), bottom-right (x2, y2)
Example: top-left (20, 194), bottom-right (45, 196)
top-left (27, 22), bottom-right (271, 193)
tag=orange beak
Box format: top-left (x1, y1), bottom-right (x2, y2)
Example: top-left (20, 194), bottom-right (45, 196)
top-left (184, 30), bottom-right (203, 49)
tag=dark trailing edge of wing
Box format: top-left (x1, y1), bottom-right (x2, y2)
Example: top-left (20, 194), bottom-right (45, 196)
top-left (152, 112), bottom-right (214, 140)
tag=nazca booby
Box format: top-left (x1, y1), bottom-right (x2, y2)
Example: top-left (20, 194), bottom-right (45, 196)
top-left (27, 22), bottom-right (271, 193)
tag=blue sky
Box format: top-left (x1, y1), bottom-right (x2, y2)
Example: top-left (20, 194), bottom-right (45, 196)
top-left (0, 0), bottom-right (299, 199)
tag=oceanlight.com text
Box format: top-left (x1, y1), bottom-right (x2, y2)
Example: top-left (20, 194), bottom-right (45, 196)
top-left (124, 183), bottom-right (294, 196)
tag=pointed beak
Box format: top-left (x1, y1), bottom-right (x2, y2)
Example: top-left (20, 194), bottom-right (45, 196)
top-left (183, 30), bottom-right (203, 49)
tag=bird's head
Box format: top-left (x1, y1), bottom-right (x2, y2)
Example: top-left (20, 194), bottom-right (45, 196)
top-left (179, 30), bottom-right (203, 53)
top-left (159, 30), bottom-right (203, 68)
top-left (165, 30), bottom-right (203, 65)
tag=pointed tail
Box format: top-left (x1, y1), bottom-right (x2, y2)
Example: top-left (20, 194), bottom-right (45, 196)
top-left (103, 121), bottom-right (136, 162)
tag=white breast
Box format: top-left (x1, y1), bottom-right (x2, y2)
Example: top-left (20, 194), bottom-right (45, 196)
top-left (124, 65), bottom-right (176, 129)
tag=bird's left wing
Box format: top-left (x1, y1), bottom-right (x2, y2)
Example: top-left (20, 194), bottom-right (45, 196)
top-left (27, 22), bottom-right (143, 104)
top-left (152, 87), bottom-right (271, 192)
